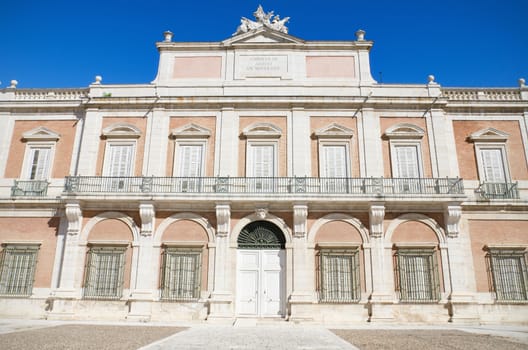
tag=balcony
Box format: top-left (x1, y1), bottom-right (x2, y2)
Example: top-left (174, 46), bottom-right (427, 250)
top-left (64, 176), bottom-right (464, 197)
top-left (476, 182), bottom-right (520, 200)
top-left (11, 180), bottom-right (49, 197)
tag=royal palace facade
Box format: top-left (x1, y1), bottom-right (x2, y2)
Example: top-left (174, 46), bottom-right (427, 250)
top-left (0, 8), bottom-right (527, 324)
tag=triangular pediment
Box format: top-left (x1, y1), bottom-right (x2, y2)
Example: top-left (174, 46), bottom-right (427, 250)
top-left (223, 28), bottom-right (304, 46)
top-left (469, 128), bottom-right (509, 142)
top-left (384, 123), bottom-right (425, 139)
top-left (314, 123), bottom-right (354, 138)
top-left (170, 123), bottom-right (211, 138)
top-left (22, 127), bottom-right (60, 141)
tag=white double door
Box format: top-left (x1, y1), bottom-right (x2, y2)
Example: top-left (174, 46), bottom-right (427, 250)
top-left (236, 249), bottom-right (285, 317)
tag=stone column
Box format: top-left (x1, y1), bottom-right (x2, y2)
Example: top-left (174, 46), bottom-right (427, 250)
top-left (76, 108), bottom-right (103, 176)
top-left (289, 204), bottom-right (315, 321)
top-left (208, 203), bottom-right (234, 322)
top-left (127, 202), bottom-right (156, 322)
top-left (368, 203), bottom-right (394, 322)
top-left (443, 205), bottom-right (479, 323)
top-left (49, 201), bottom-right (83, 319)
top-left (360, 108), bottom-right (383, 177)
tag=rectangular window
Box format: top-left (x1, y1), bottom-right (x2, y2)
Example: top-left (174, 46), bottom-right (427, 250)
top-left (176, 144), bottom-right (204, 192)
top-left (489, 249), bottom-right (528, 302)
top-left (27, 146), bottom-right (52, 180)
top-left (247, 143), bottom-right (276, 192)
top-left (320, 144), bottom-right (349, 193)
top-left (480, 148), bottom-right (507, 183)
top-left (396, 248), bottom-right (440, 302)
top-left (84, 246), bottom-right (127, 300)
top-left (104, 143), bottom-right (134, 177)
top-left (319, 249), bottom-right (360, 303)
top-left (0, 244), bottom-right (40, 297)
top-left (394, 145), bottom-right (420, 178)
top-left (161, 248), bottom-right (202, 301)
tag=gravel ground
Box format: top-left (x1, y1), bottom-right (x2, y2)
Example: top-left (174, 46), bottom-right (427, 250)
top-left (0, 325), bottom-right (184, 350)
top-left (332, 329), bottom-right (528, 350)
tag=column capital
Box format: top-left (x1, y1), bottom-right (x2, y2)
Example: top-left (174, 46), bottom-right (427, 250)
top-left (293, 203), bottom-right (308, 238)
top-left (444, 203), bottom-right (462, 238)
top-left (369, 203), bottom-right (385, 238)
top-left (216, 203), bottom-right (231, 237)
top-left (139, 202), bottom-right (155, 236)
top-left (65, 202), bottom-right (82, 236)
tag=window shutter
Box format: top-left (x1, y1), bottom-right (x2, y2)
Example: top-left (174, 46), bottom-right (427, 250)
top-left (29, 147), bottom-right (51, 180)
top-left (480, 148), bottom-right (506, 182)
top-left (178, 145), bottom-right (203, 177)
top-left (106, 144), bottom-right (133, 176)
top-left (395, 145), bottom-right (420, 178)
top-left (251, 145), bottom-right (274, 177)
top-left (323, 145), bottom-right (347, 178)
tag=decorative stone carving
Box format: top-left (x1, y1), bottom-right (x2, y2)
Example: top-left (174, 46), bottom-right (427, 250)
top-left (293, 204), bottom-right (308, 237)
top-left (369, 204), bottom-right (385, 238)
top-left (139, 203), bottom-right (155, 236)
top-left (255, 207), bottom-right (268, 219)
top-left (233, 5), bottom-right (290, 36)
top-left (445, 204), bottom-right (462, 238)
top-left (216, 204), bottom-right (231, 237)
top-left (65, 202), bottom-right (82, 235)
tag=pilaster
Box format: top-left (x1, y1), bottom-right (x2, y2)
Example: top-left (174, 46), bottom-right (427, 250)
top-left (216, 107), bottom-right (239, 176)
top-left (76, 108), bottom-right (103, 175)
top-left (143, 107), bottom-right (169, 176)
top-left (208, 203), bottom-right (234, 321)
top-left (360, 108), bottom-right (383, 176)
top-left (291, 107), bottom-right (311, 176)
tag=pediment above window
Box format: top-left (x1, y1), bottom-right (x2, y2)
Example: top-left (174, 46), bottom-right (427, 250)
top-left (314, 123), bottom-right (354, 139)
top-left (242, 123), bottom-right (282, 138)
top-left (384, 123), bottom-right (425, 139)
top-left (101, 123), bottom-right (141, 139)
top-left (223, 28), bottom-right (304, 46)
top-left (22, 127), bottom-right (60, 141)
top-left (469, 128), bottom-right (509, 142)
top-left (170, 123), bottom-right (211, 139)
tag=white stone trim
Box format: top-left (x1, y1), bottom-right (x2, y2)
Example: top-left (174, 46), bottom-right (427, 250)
top-left (102, 139), bottom-right (137, 176)
top-left (242, 122), bottom-right (282, 139)
top-left (170, 123), bottom-right (211, 139)
top-left (314, 123), bottom-right (354, 139)
top-left (307, 213), bottom-right (370, 245)
top-left (469, 128), bottom-right (509, 142)
top-left (472, 142), bottom-right (512, 183)
top-left (21, 141), bottom-right (57, 180)
top-left (153, 212), bottom-right (216, 245)
top-left (22, 126), bottom-right (61, 141)
top-left (388, 140), bottom-right (424, 178)
top-left (385, 213), bottom-right (446, 245)
top-left (384, 123), bottom-right (425, 139)
top-left (230, 212), bottom-right (293, 246)
top-left (101, 123), bottom-right (141, 139)
top-left (80, 211), bottom-right (140, 243)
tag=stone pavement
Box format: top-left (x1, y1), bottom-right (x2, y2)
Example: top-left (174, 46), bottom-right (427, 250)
top-left (141, 324), bottom-right (358, 350)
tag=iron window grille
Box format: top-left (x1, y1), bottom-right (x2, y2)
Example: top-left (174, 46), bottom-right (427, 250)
top-left (488, 248), bottom-right (528, 302)
top-left (83, 246), bottom-right (127, 300)
top-left (0, 244), bottom-right (40, 297)
top-left (161, 248), bottom-right (202, 301)
top-left (319, 248), bottom-right (361, 303)
top-left (396, 248), bottom-right (440, 303)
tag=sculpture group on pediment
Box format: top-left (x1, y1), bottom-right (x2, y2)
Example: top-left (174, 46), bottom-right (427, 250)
top-left (234, 5), bottom-right (290, 35)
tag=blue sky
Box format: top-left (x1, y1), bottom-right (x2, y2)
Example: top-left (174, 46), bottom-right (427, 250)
top-left (1, 0), bottom-right (526, 88)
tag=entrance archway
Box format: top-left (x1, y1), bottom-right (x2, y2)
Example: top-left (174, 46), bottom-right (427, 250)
top-left (236, 221), bottom-right (286, 317)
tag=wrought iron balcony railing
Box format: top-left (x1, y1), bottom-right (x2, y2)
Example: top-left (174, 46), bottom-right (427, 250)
top-left (64, 176), bottom-right (464, 196)
top-left (11, 180), bottom-right (49, 197)
top-left (476, 182), bottom-right (519, 200)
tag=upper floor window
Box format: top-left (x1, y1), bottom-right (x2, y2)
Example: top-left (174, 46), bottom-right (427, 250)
top-left (101, 123), bottom-right (141, 177)
top-left (21, 127), bottom-right (60, 180)
top-left (242, 123), bottom-right (281, 191)
top-left (470, 128), bottom-right (511, 183)
top-left (385, 123), bottom-right (425, 179)
top-left (170, 124), bottom-right (210, 192)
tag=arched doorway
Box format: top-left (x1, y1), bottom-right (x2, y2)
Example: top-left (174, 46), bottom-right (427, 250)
top-left (236, 221), bottom-right (286, 317)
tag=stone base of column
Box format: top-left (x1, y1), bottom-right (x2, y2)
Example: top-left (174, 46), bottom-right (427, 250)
top-left (447, 293), bottom-right (479, 324)
top-left (368, 293), bottom-right (395, 323)
top-left (207, 291), bottom-right (234, 323)
top-left (46, 298), bottom-right (76, 320)
top-left (126, 299), bottom-right (152, 323)
top-left (288, 292), bottom-right (317, 322)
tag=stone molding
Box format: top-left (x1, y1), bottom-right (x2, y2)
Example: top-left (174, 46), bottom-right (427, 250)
top-left (65, 202), bottom-right (82, 235)
top-left (293, 204), bottom-right (308, 237)
top-left (216, 204), bottom-right (231, 237)
top-left (444, 204), bottom-right (462, 238)
top-left (369, 204), bottom-right (385, 238)
top-left (139, 203), bottom-right (155, 236)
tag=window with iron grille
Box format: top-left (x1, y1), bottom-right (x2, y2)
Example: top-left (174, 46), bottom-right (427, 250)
top-left (319, 249), bottom-right (360, 303)
top-left (0, 244), bottom-right (40, 297)
top-left (488, 249), bottom-right (528, 302)
top-left (161, 248), bottom-right (202, 301)
top-left (396, 248), bottom-right (440, 302)
top-left (84, 246), bottom-right (127, 300)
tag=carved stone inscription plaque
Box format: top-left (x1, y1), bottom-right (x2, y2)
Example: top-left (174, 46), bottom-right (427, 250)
top-left (237, 55), bottom-right (288, 78)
